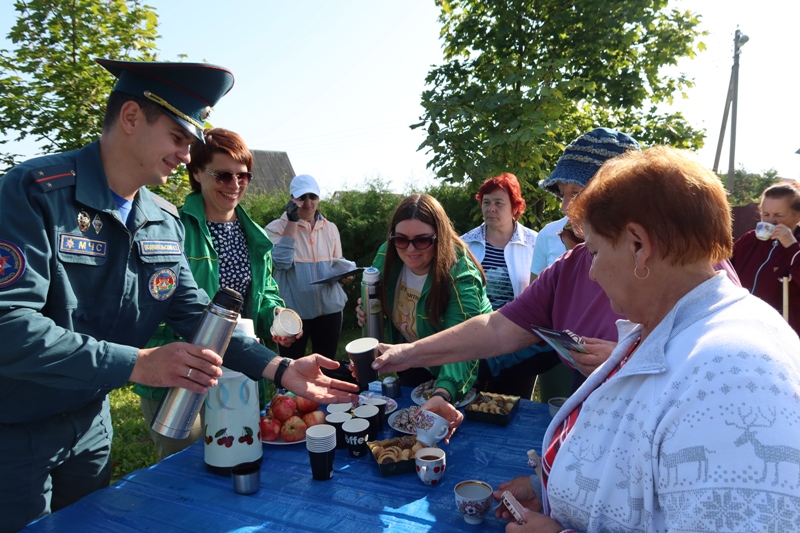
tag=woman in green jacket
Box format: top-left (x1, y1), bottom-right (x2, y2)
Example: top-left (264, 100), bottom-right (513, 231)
top-left (135, 128), bottom-right (296, 459)
top-left (358, 194), bottom-right (491, 437)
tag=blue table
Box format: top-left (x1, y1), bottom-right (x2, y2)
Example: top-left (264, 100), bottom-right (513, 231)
top-left (24, 390), bottom-right (552, 532)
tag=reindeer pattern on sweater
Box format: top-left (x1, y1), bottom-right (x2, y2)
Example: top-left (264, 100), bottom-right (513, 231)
top-left (543, 273), bottom-right (800, 532)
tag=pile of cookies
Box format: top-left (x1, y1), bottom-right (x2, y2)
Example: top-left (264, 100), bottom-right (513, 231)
top-left (466, 392), bottom-right (519, 414)
top-left (369, 436), bottom-right (426, 464)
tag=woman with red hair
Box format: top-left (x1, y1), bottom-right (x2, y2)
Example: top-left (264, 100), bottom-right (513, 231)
top-left (461, 173), bottom-right (558, 397)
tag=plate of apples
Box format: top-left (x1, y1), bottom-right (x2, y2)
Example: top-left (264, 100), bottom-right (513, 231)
top-left (260, 393), bottom-right (327, 445)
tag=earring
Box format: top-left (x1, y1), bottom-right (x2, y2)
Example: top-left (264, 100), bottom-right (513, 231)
top-left (634, 265), bottom-right (650, 280)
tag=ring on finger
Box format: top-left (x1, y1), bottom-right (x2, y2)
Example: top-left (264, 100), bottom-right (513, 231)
top-left (187, 368), bottom-right (193, 379)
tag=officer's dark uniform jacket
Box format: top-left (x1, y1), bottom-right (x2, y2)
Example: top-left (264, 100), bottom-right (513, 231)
top-left (0, 141), bottom-right (275, 424)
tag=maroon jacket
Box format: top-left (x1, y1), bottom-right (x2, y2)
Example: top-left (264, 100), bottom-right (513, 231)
top-left (732, 228), bottom-right (800, 336)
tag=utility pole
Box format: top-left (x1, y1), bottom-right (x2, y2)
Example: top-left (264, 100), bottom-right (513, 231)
top-left (712, 28), bottom-right (748, 193)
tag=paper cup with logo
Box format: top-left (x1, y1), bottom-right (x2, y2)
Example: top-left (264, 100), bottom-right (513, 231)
top-left (415, 447), bottom-right (446, 485)
top-left (454, 480), bottom-right (493, 524)
top-left (342, 418), bottom-right (370, 458)
top-left (270, 307), bottom-right (302, 338)
top-left (414, 409), bottom-right (450, 447)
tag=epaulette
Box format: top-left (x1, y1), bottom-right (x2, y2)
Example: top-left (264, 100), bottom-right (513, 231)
top-left (34, 165), bottom-right (77, 192)
top-left (151, 194), bottom-right (180, 218)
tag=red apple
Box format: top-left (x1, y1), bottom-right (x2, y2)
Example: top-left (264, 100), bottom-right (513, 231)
top-left (295, 396), bottom-right (320, 413)
top-left (260, 416), bottom-right (281, 442)
top-left (271, 396), bottom-right (297, 422)
top-left (301, 410), bottom-right (326, 428)
top-left (280, 416), bottom-right (307, 442)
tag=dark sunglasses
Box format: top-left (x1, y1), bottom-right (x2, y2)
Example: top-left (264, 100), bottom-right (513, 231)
top-left (204, 168), bottom-right (253, 185)
top-left (297, 193), bottom-right (319, 201)
top-left (390, 234), bottom-right (437, 250)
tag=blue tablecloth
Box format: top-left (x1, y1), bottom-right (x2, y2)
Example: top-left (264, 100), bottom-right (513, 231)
top-left (24, 388), bottom-right (553, 532)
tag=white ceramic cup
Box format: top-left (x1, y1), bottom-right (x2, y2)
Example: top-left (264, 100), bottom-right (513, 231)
top-left (755, 221), bottom-right (775, 241)
top-left (414, 408), bottom-right (450, 447)
top-left (454, 480), bottom-right (493, 524)
top-left (415, 447), bottom-right (446, 485)
top-left (270, 307), bottom-right (302, 338)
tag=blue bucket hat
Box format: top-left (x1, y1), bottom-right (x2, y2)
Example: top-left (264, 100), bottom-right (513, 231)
top-left (539, 128), bottom-right (640, 197)
top-left (95, 58), bottom-right (235, 142)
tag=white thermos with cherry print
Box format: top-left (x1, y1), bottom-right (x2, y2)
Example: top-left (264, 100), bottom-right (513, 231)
top-left (203, 317), bottom-right (263, 475)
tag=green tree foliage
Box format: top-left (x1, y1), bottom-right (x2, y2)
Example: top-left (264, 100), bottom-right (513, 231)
top-left (719, 167), bottom-right (781, 207)
top-left (415, 0), bottom-right (707, 227)
top-left (148, 166), bottom-right (194, 208)
top-left (0, 0), bottom-right (159, 170)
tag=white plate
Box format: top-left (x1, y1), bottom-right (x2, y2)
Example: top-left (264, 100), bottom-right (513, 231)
top-left (410, 380), bottom-right (477, 409)
top-left (387, 406), bottom-right (420, 435)
top-left (262, 435), bottom-right (306, 445)
top-left (357, 392), bottom-right (398, 415)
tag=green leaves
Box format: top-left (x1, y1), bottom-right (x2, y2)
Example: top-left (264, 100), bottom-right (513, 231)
top-left (0, 0), bottom-right (159, 171)
top-left (417, 0), bottom-right (707, 227)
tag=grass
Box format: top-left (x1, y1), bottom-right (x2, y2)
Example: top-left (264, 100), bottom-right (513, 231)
top-left (109, 326), bottom-right (362, 482)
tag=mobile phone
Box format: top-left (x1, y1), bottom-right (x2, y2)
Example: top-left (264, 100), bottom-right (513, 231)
top-left (501, 490), bottom-right (526, 525)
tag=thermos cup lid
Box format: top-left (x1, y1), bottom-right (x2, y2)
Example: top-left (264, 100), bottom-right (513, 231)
top-left (213, 287), bottom-right (244, 312)
top-left (362, 267), bottom-right (380, 282)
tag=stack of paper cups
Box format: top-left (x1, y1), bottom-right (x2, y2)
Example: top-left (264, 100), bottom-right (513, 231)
top-left (306, 424), bottom-right (336, 481)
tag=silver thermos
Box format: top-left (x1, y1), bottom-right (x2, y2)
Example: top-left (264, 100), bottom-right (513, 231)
top-left (151, 287), bottom-right (243, 440)
top-left (361, 267), bottom-right (383, 341)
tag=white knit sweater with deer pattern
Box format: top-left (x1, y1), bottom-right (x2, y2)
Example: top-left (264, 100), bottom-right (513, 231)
top-left (541, 271), bottom-right (800, 533)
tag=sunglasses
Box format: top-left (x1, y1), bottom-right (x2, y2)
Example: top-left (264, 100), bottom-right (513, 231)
top-left (204, 168), bottom-right (253, 185)
top-left (390, 234), bottom-right (437, 250)
top-left (297, 193), bottom-right (319, 201)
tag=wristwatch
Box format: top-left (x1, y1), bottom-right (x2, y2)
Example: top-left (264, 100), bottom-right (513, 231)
top-left (430, 390), bottom-right (452, 404)
top-left (273, 358), bottom-right (291, 390)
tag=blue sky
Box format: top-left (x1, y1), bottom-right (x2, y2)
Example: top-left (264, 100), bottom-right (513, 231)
top-left (1, 0), bottom-right (799, 195)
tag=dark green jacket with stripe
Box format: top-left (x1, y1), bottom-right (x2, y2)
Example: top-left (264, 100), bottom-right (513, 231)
top-left (0, 141), bottom-right (276, 424)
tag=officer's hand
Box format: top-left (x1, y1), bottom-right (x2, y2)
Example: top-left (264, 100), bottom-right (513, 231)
top-left (279, 355), bottom-right (360, 403)
top-left (285, 200), bottom-right (301, 222)
top-left (131, 343), bottom-right (223, 395)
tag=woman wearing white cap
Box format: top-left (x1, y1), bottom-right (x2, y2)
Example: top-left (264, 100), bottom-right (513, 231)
top-left (266, 175), bottom-right (350, 372)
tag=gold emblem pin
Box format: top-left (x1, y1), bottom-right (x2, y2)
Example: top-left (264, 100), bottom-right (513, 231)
top-left (77, 210), bottom-right (91, 232)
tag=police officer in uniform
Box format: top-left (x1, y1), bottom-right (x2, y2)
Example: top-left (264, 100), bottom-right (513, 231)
top-left (0, 59), bottom-right (359, 532)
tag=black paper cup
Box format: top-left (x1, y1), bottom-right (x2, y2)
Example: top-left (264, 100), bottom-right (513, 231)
top-left (362, 397), bottom-right (387, 432)
top-left (353, 404), bottom-right (380, 442)
top-left (346, 338), bottom-right (379, 388)
top-left (308, 449), bottom-right (335, 481)
top-left (325, 412), bottom-right (353, 450)
top-left (342, 418), bottom-right (370, 458)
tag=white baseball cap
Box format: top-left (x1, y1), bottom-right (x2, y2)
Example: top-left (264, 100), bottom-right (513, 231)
top-left (290, 174), bottom-right (320, 198)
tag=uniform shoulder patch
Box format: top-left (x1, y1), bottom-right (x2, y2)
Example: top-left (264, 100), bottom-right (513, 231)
top-left (151, 194), bottom-right (179, 218)
top-left (33, 164), bottom-right (77, 192)
top-left (0, 240), bottom-right (26, 288)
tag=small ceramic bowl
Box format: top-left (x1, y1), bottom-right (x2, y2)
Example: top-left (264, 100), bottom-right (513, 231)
top-left (548, 397), bottom-right (568, 417)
